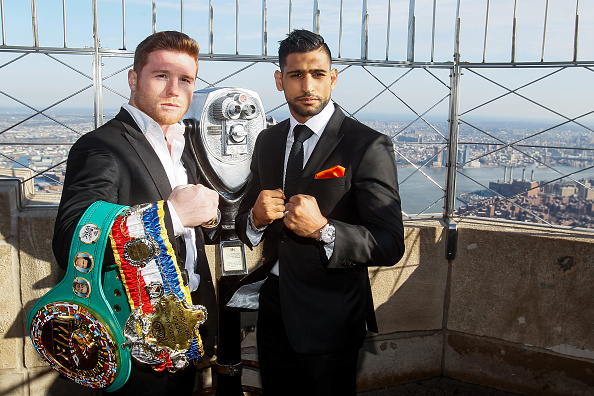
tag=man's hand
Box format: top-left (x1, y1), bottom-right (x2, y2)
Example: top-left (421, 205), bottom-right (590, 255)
top-left (252, 188), bottom-right (286, 228)
top-left (169, 184), bottom-right (219, 227)
top-left (283, 194), bottom-right (327, 238)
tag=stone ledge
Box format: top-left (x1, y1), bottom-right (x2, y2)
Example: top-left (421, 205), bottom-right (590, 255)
top-left (449, 221), bottom-right (594, 353)
top-left (357, 333), bottom-right (443, 392)
top-left (444, 332), bottom-right (594, 395)
top-left (454, 216), bottom-right (594, 242)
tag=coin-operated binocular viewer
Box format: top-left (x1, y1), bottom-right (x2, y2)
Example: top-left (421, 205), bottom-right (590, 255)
top-left (184, 87), bottom-right (271, 395)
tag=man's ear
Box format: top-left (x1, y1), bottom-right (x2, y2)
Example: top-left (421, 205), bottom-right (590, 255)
top-left (274, 70), bottom-right (284, 92)
top-left (330, 68), bottom-right (338, 90)
top-left (128, 69), bottom-right (137, 91)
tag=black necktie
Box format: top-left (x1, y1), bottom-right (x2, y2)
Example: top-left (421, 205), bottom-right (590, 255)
top-left (284, 124), bottom-right (314, 199)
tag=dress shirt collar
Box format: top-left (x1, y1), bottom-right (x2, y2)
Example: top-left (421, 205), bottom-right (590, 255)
top-left (289, 101), bottom-right (335, 138)
top-left (122, 103), bottom-right (185, 145)
top-left (121, 103), bottom-right (186, 187)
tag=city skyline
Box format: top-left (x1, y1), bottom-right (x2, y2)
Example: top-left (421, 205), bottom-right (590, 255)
top-left (2, 109), bottom-right (593, 222)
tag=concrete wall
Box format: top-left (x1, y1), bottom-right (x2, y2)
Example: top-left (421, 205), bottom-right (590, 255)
top-left (445, 220), bottom-right (594, 395)
top-left (1, 177), bottom-right (593, 395)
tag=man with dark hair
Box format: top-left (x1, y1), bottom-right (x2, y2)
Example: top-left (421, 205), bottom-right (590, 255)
top-left (53, 31), bottom-right (219, 395)
top-left (277, 29), bottom-right (331, 70)
top-left (231, 29), bottom-right (405, 395)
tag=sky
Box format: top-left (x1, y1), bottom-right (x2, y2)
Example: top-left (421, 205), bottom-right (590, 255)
top-left (0, 0), bottom-right (593, 125)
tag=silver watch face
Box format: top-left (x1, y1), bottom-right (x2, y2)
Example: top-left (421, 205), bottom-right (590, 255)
top-left (321, 223), bottom-right (335, 243)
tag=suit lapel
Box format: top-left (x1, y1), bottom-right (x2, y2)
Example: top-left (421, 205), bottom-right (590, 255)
top-left (182, 149), bottom-right (198, 184)
top-left (271, 119), bottom-right (290, 188)
top-left (300, 105), bottom-right (345, 190)
top-left (115, 109), bottom-right (173, 199)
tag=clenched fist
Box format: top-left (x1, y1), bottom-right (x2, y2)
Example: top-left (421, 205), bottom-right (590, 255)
top-left (252, 188), bottom-right (286, 228)
top-left (283, 194), bottom-right (327, 238)
top-left (168, 184), bottom-right (219, 227)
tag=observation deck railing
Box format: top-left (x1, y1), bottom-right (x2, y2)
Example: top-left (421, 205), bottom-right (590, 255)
top-left (0, 0), bottom-right (593, 232)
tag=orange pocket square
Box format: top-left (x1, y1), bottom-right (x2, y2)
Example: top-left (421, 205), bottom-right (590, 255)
top-left (315, 165), bottom-right (346, 179)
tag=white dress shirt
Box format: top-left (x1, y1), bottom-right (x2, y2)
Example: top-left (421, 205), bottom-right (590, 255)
top-left (247, 101), bottom-right (336, 275)
top-left (122, 103), bottom-right (200, 292)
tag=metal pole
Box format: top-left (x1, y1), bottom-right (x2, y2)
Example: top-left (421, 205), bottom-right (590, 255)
top-left (338, 0), bottom-right (343, 58)
top-left (483, 0), bottom-right (490, 63)
top-left (445, 25), bottom-right (461, 219)
top-left (122, 0), bottom-right (126, 50)
top-left (215, 271), bottom-right (244, 396)
top-left (407, 0), bottom-right (415, 62)
top-left (62, 0), bottom-right (67, 47)
top-left (313, 0), bottom-right (320, 35)
top-left (386, 0), bottom-right (392, 61)
top-left (511, 0), bottom-right (518, 63)
top-left (235, 0), bottom-right (239, 54)
top-left (541, 0), bottom-right (549, 62)
top-left (31, 0), bottom-right (38, 47)
top-left (181, 0), bottom-right (184, 33)
top-left (445, 0), bottom-right (462, 214)
top-left (289, 0), bottom-right (292, 33)
top-left (209, 0), bottom-right (213, 54)
top-left (262, 0), bottom-right (268, 56)
top-left (430, 0), bottom-right (436, 62)
top-left (152, 0), bottom-right (157, 34)
top-left (92, 0), bottom-right (103, 128)
top-left (573, 0), bottom-right (580, 62)
top-left (444, 1), bottom-right (462, 260)
top-left (361, 0), bottom-right (368, 59)
top-left (0, 0), bottom-right (5, 45)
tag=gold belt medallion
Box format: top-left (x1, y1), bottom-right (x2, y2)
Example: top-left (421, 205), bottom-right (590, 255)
top-left (122, 294), bottom-right (207, 371)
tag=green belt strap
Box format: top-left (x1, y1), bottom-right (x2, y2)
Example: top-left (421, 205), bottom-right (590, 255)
top-left (27, 201), bottom-right (132, 392)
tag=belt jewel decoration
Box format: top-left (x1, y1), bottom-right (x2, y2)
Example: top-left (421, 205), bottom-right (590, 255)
top-left (110, 201), bottom-right (206, 372)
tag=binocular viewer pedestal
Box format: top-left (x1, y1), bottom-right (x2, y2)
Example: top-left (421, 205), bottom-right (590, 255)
top-left (183, 87), bottom-right (273, 395)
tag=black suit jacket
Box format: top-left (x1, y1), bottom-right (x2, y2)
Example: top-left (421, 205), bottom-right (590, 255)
top-left (233, 105), bottom-right (405, 354)
top-left (52, 108), bottom-right (218, 355)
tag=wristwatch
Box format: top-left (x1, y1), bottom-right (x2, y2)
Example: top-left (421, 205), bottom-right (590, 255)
top-left (317, 221), bottom-right (335, 244)
top-left (202, 209), bottom-right (221, 229)
top-left (248, 207), bottom-right (267, 233)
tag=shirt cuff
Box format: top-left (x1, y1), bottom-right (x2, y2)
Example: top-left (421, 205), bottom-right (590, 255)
top-left (167, 200), bottom-right (185, 237)
top-left (323, 241), bottom-right (334, 259)
top-left (246, 223), bottom-right (265, 246)
top-left (246, 207), bottom-right (266, 246)
top-left (246, 220), bottom-right (265, 248)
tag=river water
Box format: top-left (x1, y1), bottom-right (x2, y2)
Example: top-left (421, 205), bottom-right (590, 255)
top-left (397, 165), bottom-right (594, 215)
top-left (15, 153), bottom-right (594, 216)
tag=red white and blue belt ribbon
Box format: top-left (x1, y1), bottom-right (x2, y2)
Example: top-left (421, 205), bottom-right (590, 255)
top-left (109, 201), bottom-right (206, 372)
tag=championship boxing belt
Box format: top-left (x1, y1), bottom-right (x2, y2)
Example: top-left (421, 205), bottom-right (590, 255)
top-left (27, 201), bottom-right (132, 392)
top-left (109, 201), bottom-right (207, 372)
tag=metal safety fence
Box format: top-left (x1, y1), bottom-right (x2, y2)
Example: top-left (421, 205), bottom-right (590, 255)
top-left (0, 0), bottom-right (593, 231)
